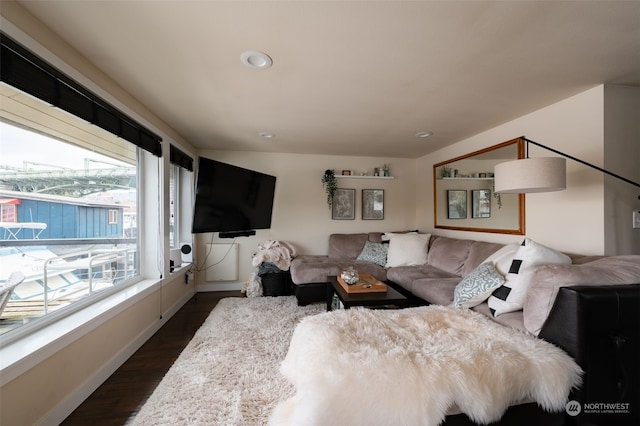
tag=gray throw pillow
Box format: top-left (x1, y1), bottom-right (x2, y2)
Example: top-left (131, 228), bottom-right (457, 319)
top-left (356, 241), bottom-right (388, 267)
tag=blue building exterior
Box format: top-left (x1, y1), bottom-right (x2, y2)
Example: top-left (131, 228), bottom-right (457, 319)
top-left (0, 191), bottom-right (124, 240)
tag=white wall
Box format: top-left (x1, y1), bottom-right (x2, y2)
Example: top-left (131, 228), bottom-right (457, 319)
top-left (417, 86), bottom-right (608, 255)
top-left (195, 151), bottom-right (417, 290)
top-left (604, 85), bottom-right (640, 255)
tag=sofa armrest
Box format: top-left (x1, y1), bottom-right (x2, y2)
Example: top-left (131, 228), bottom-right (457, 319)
top-left (539, 284), bottom-right (640, 425)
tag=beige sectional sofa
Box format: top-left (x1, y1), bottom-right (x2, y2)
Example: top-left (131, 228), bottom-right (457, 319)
top-left (289, 231), bottom-right (640, 425)
top-left (290, 231), bottom-right (639, 333)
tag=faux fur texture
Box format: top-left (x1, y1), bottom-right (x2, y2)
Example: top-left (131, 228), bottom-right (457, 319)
top-left (132, 296), bottom-right (324, 426)
top-left (271, 306), bottom-right (582, 426)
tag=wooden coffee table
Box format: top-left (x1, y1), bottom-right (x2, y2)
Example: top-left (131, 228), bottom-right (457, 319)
top-left (326, 275), bottom-right (408, 311)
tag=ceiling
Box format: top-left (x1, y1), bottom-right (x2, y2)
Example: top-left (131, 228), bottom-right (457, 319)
top-left (13, 0), bottom-right (640, 159)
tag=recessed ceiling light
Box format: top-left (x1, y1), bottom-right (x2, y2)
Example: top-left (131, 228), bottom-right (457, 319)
top-left (259, 132), bottom-right (275, 139)
top-left (415, 131), bottom-right (433, 138)
top-left (241, 51), bottom-right (273, 69)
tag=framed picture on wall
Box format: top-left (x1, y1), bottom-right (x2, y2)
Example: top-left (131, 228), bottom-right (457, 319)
top-left (447, 190), bottom-right (467, 219)
top-left (332, 188), bottom-right (355, 220)
top-left (472, 189), bottom-right (491, 218)
top-left (362, 189), bottom-right (384, 220)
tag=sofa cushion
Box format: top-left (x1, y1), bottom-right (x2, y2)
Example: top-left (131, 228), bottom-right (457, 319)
top-left (410, 277), bottom-right (461, 305)
top-left (385, 233), bottom-right (431, 267)
top-left (524, 255), bottom-right (640, 335)
top-left (328, 233), bottom-right (369, 259)
top-left (349, 260), bottom-right (388, 282)
top-left (290, 255), bottom-right (387, 285)
top-left (356, 241), bottom-right (388, 267)
top-left (461, 241), bottom-right (505, 276)
top-left (387, 265), bottom-right (458, 294)
top-left (488, 238), bottom-right (571, 317)
top-left (453, 262), bottom-right (505, 308)
top-left (427, 236), bottom-right (474, 276)
top-left (367, 232), bottom-right (384, 243)
top-left (473, 302), bottom-right (527, 333)
top-left (290, 255), bottom-right (340, 284)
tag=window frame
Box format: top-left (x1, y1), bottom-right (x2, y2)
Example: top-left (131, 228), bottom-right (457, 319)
top-left (0, 203), bottom-right (17, 222)
top-left (169, 164), bottom-right (179, 249)
top-left (108, 209), bottom-right (119, 225)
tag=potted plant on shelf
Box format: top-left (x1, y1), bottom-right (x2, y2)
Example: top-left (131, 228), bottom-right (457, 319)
top-left (321, 169), bottom-right (337, 208)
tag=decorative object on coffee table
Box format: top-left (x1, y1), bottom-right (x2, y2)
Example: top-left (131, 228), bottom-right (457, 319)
top-left (340, 267), bottom-right (359, 284)
top-left (327, 275), bottom-right (405, 312)
top-left (337, 273), bottom-right (387, 293)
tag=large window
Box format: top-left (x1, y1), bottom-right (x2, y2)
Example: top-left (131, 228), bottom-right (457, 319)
top-left (0, 32), bottom-right (171, 340)
top-left (0, 120), bottom-right (140, 335)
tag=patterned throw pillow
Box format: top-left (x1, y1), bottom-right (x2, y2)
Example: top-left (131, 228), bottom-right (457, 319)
top-left (488, 238), bottom-right (571, 317)
top-left (453, 262), bottom-right (505, 308)
top-left (356, 241), bottom-right (388, 267)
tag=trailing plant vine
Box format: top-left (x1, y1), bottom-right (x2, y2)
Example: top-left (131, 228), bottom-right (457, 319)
top-left (492, 182), bottom-right (502, 209)
top-left (321, 169), bottom-right (337, 208)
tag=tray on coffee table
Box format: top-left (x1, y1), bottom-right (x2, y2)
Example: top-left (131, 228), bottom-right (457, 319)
top-left (327, 275), bottom-right (408, 311)
top-left (336, 273), bottom-right (387, 293)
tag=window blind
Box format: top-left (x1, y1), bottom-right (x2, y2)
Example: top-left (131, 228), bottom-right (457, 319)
top-left (0, 31), bottom-right (162, 157)
top-left (170, 145), bottom-right (194, 171)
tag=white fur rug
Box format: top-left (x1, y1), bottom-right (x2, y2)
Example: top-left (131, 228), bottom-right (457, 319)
top-left (132, 296), bottom-right (324, 426)
top-left (271, 305), bottom-right (583, 426)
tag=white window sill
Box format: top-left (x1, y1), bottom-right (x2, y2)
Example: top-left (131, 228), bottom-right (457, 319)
top-left (0, 278), bottom-right (161, 386)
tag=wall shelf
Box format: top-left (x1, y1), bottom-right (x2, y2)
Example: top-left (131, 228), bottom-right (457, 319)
top-left (336, 175), bottom-right (395, 180)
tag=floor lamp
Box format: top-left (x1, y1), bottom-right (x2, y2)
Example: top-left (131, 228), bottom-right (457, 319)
top-left (494, 138), bottom-right (640, 197)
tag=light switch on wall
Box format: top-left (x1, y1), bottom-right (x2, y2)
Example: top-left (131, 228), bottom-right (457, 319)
top-left (634, 210), bottom-right (640, 229)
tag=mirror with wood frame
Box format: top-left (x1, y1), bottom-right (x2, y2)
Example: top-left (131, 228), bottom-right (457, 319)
top-left (433, 137), bottom-right (525, 235)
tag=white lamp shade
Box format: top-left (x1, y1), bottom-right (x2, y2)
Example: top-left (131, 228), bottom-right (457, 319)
top-left (494, 157), bottom-right (566, 193)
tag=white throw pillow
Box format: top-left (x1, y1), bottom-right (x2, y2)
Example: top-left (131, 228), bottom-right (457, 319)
top-left (385, 233), bottom-right (431, 267)
top-left (488, 238), bottom-right (571, 317)
top-left (481, 243), bottom-right (520, 276)
top-left (453, 262), bottom-right (505, 308)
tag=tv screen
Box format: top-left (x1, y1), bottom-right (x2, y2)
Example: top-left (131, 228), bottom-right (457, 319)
top-left (192, 157), bottom-right (276, 234)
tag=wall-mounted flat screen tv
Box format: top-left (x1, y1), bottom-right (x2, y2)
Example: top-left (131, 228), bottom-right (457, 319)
top-left (192, 157), bottom-right (276, 235)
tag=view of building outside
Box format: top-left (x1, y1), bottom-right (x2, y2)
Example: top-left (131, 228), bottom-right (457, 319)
top-left (0, 121), bottom-right (139, 335)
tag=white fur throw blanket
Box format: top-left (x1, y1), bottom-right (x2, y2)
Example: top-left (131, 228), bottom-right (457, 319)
top-left (270, 306), bottom-right (582, 426)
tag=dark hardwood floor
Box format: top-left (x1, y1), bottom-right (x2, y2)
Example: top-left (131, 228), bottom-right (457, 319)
top-left (61, 291), bottom-right (243, 425)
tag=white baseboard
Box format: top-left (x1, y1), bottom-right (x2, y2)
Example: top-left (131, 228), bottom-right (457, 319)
top-left (40, 289), bottom-right (195, 426)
